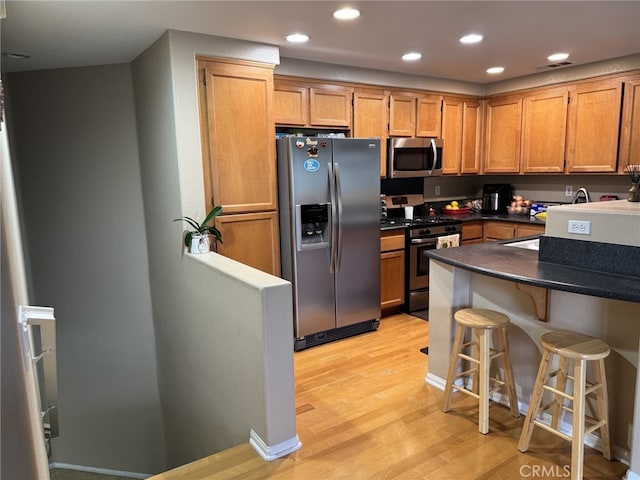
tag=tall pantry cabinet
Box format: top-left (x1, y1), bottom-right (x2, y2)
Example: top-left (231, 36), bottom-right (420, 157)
top-left (197, 57), bottom-right (280, 275)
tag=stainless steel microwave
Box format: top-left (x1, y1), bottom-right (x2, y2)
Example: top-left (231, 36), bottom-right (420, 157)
top-left (387, 137), bottom-right (443, 178)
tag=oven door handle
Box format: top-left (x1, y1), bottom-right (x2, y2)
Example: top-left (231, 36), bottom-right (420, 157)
top-left (410, 238), bottom-right (437, 246)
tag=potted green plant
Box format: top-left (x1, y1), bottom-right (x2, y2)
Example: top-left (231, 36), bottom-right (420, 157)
top-left (173, 205), bottom-right (223, 253)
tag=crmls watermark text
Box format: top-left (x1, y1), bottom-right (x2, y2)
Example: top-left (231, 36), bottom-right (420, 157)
top-left (520, 464), bottom-right (571, 478)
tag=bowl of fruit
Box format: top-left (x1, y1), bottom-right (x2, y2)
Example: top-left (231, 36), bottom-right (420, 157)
top-left (442, 201), bottom-right (471, 215)
top-left (508, 195), bottom-right (532, 215)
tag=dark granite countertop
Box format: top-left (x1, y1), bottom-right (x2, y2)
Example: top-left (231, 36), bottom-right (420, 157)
top-left (440, 212), bottom-right (546, 226)
top-left (426, 239), bottom-right (640, 304)
top-left (380, 213), bottom-right (545, 231)
top-left (380, 224), bottom-right (408, 232)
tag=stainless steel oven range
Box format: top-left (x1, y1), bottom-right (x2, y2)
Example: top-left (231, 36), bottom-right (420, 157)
top-left (380, 193), bottom-right (462, 314)
top-left (406, 218), bottom-right (462, 313)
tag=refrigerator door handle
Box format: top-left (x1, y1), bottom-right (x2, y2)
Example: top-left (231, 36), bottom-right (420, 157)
top-left (328, 163), bottom-right (338, 273)
top-left (334, 162), bottom-right (343, 273)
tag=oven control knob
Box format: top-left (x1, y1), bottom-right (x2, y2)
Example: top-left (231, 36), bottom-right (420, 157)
top-left (421, 228), bottom-right (431, 235)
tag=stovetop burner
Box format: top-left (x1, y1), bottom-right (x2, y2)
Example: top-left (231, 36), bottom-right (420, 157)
top-left (412, 216), bottom-right (445, 224)
top-left (381, 215), bottom-right (458, 228)
top-left (380, 218), bottom-right (412, 227)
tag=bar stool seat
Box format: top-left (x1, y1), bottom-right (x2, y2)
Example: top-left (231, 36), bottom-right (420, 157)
top-left (518, 330), bottom-right (612, 480)
top-left (442, 308), bottom-right (520, 434)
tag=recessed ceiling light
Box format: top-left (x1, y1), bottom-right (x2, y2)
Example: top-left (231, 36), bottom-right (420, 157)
top-left (459, 34), bottom-right (483, 45)
top-left (2, 52), bottom-right (31, 60)
top-left (333, 7), bottom-right (361, 20)
top-left (402, 52), bottom-right (422, 62)
top-left (487, 66), bottom-right (505, 74)
top-left (547, 53), bottom-right (570, 62)
top-left (286, 33), bottom-right (309, 43)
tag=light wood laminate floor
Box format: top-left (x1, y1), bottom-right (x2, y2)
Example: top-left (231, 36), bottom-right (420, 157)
top-left (150, 313), bottom-right (627, 479)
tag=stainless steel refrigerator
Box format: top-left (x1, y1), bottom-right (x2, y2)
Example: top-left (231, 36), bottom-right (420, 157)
top-left (277, 137), bottom-right (381, 351)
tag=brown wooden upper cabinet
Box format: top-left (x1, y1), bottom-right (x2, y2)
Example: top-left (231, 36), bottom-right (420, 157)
top-left (483, 95), bottom-right (523, 173)
top-left (485, 75), bottom-right (631, 175)
top-left (389, 92), bottom-right (442, 138)
top-left (441, 96), bottom-right (482, 174)
top-left (565, 79), bottom-right (623, 173)
top-left (200, 59), bottom-right (277, 213)
top-left (353, 88), bottom-right (389, 177)
top-left (619, 76), bottom-right (640, 171)
top-left (274, 79), bottom-right (353, 128)
top-left (521, 87), bottom-right (569, 173)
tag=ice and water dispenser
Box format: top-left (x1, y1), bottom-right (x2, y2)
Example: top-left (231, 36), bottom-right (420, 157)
top-left (297, 203), bottom-right (329, 250)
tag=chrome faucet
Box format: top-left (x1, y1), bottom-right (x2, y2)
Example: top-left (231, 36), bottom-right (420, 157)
top-left (573, 187), bottom-right (591, 204)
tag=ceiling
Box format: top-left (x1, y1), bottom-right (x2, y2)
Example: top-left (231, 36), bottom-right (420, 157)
top-left (1, 1), bottom-right (639, 84)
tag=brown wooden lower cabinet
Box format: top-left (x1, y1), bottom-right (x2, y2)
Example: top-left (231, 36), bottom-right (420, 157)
top-left (380, 230), bottom-right (405, 310)
top-left (515, 223), bottom-right (545, 237)
top-left (483, 221), bottom-right (516, 241)
top-left (215, 212), bottom-right (281, 276)
top-left (482, 220), bottom-right (545, 242)
top-left (461, 220), bottom-right (484, 245)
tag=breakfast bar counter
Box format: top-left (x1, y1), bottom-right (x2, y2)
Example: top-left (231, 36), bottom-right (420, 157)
top-left (425, 239), bottom-right (640, 479)
top-left (426, 239), bottom-right (640, 304)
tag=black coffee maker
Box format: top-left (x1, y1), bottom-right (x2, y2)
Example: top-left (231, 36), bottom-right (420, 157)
top-left (482, 184), bottom-right (512, 214)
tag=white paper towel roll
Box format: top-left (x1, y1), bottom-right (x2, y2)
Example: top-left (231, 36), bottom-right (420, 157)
top-left (404, 206), bottom-right (414, 219)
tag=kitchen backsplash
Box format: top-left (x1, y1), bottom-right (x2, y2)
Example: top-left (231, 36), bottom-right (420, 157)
top-left (420, 174), bottom-right (632, 205)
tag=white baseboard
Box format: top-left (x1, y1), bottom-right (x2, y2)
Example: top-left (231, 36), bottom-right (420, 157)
top-left (249, 430), bottom-right (302, 461)
top-left (623, 469), bottom-right (640, 480)
top-left (424, 372), bottom-right (630, 465)
top-left (50, 462), bottom-right (149, 479)
top-left (425, 372), bottom-right (446, 391)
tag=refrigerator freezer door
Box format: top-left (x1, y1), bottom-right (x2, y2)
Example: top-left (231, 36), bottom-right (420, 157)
top-left (283, 138), bottom-right (336, 337)
top-left (331, 139), bottom-right (381, 328)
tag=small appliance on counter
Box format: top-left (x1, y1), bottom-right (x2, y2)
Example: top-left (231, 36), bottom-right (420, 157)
top-left (481, 183), bottom-right (512, 214)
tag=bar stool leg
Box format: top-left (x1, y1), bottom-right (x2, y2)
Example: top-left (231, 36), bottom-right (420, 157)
top-left (471, 330), bottom-right (479, 395)
top-left (498, 328), bottom-right (520, 417)
top-left (478, 328), bottom-right (490, 434)
top-left (571, 359), bottom-right (587, 480)
top-left (594, 358), bottom-right (612, 460)
top-left (551, 356), bottom-right (569, 430)
top-left (518, 351), bottom-right (552, 452)
top-left (442, 325), bottom-right (466, 413)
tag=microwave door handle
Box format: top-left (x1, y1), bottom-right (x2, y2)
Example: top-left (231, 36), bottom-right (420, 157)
top-left (429, 138), bottom-right (437, 175)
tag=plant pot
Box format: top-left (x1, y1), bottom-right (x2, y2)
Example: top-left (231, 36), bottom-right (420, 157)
top-left (189, 233), bottom-right (211, 254)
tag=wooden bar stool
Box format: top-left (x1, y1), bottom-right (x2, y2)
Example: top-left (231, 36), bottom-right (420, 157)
top-left (517, 330), bottom-right (612, 480)
top-left (442, 308), bottom-right (520, 434)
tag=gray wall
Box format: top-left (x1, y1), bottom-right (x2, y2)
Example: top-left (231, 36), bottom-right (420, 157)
top-left (1, 118), bottom-right (50, 480)
top-left (277, 54), bottom-right (640, 97)
top-left (277, 57), bottom-right (483, 96)
top-left (6, 64), bottom-right (165, 475)
top-left (132, 30), bottom-right (296, 469)
top-left (6, 30), bottom-right (295, 477)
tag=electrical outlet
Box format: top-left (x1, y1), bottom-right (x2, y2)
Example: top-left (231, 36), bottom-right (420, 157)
top-left (568, 220), bottom-right (591, 235)
top-left (565, 185), bottom-right (573, 197)
top-left (435, 185), bottom-right (440, 196)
